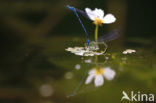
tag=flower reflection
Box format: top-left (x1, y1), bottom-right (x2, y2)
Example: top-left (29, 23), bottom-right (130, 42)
top-left (85, 67), bottom-right (116, 87)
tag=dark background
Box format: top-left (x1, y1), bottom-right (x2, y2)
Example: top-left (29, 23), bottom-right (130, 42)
top-left (0, 0), bottom-right (156, 103)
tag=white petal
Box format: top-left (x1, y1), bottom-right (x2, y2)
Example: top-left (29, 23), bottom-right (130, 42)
top-left (85, 8), bottom-right (96, 21)
top-left (85, 74), bottom-right (95, 84)
top-left (94, 75), bottom-right (104, 87)
top-left (103, 14), bottom-right (116, 24)
top-left (92, 8), bottom-right (104, 19)
top-left (88, 69), bottom-right (95, 75)
top-left (103, 67), bottom-right (116, 80)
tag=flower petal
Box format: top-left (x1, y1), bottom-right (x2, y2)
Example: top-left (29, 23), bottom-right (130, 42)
top-left (85, 8), bottom-right (96, 21)
top-left (94, 75), bottom-right (104, 87)
top-left (85, 74), bottom-right (95, 84)
top-left (88, 69), bottom-right (95, 75)
top-left (103, 14), bottom-right (116, 24)
top-left (92, 8), bottom-right (104, 19)
top-left (103, 67), bottom-right (116, 80)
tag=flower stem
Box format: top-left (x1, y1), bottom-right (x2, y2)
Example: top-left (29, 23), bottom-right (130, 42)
top-left (95, 24), bottom-right (99, 65)
top-left (95, 24), bottom-right (98, 42)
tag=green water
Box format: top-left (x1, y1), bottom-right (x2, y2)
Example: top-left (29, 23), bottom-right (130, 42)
top-left (0, 36), bottom-right (156, 103)
top-left (0, 1), bottom-right (156, 103)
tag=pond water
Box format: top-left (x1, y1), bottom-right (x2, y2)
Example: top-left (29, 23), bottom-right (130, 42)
top-left (0, 0), bottom-right (156, 103)
top-left (1, 36), bottom-right (156, 103)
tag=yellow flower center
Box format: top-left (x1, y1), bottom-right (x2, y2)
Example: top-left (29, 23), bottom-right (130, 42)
top-left (95, 68), bottom-right (104, 75)
top-left (93, 18), bottom-right (104, 26)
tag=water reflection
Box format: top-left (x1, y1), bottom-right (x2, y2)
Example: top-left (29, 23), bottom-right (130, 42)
top-left (68, 54), bottom-right (116, 97)
top-left (85, 67), bottom-right (116, 87)
top-left (65, 45), bottom-right (139, 98)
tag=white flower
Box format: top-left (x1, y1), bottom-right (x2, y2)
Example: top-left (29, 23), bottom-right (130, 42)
top-left (85, 8), bottom-right (116, 25)
top-left (85, 67), bottom-right (116, 87)
top-left (123, 49), bottom-right (136, 54)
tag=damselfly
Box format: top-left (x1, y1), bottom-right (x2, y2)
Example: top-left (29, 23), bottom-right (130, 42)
top-left (66, 5), bottom-right (90, 45)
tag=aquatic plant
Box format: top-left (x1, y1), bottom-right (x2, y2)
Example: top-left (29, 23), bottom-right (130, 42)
top-left (66, 5), bottom-right (117, 55)
top-left (85, 8), bottom-right (116, 41)
top-left (65, 47), bottom-right (103, 56)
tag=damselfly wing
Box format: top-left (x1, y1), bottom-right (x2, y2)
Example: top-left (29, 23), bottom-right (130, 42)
top-left (98, 29), bottom-right (120, 42)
